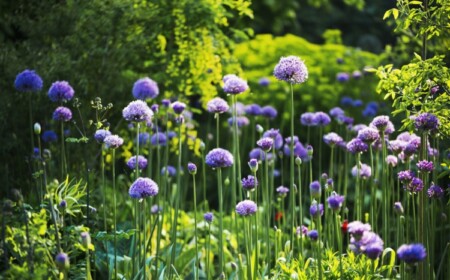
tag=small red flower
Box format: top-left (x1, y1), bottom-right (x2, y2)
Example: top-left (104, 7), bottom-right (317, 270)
top-left (275, 211), bottom-right (283, 221)
top-left (341, 219), bottom-right (348, 234)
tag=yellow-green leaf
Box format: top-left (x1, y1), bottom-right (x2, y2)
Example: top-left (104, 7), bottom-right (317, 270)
top-left (392, 8), bottom-right (399, 19)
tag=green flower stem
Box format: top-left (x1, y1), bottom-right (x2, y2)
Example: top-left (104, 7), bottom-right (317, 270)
top-left (42, 160), bottom-right (61, 252)
top-left (60, 121), bottom-right (67, 181)
top-left (112, 149), bottom-right (117, 279)
top-left (201, 148), bottom-right (208, 211)
top-left (263, 151), bottom-right (271, 273)
top-left (381, 131), bottom-right (388, 244)
top-left (289, 83), bottom-right (296, 256)
top-left (206, 223), bottom-right (211, 280)
top-left (216, 113), bottom-right (220, 148)
top-left (369, 145), bottom-right (375, 230)
top-left (191, 173), bottom-right (199, 280)
top-left (296, 162), bottom-right (303, 256)
top-left (37, 134), bottom-right (43, 206)
top-left (335, 213), bottom-right (343, 278)
top-left (418, 132), bottom-right (428, 279)
top-left (233, 95), bottom-right (244, 202)
top-left (217, 167), bottom-right (224, 277)
top-left (317, 216), bottom-right (323, 280)
top-left (243, 217), bottom-right (252, 280)
top-left (318, 126), bottom-right (323, 180)
top-left (135, 123), bottom-right (141, 278)
top-left (86, 247), bottom-right (93, 280)
top-left (28, 94), bottom-right (35, 154)
top-left (355, 153), bottom-right (361, 221)
top-left (143, 198), bottom-right (147, 280)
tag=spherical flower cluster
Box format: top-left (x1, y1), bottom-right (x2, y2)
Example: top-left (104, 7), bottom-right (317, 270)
top-left (296, 225), bottom-right (308, 236)
top-left (223, 75), bottom-right (248, 94)
top-left (161, 99), bottom-right (171, 107)
top-left (55, 252), bottom-right (70, 271)
top-left (42, 130), bottom-right (58, 143)
top-left (427, 184), bottom-right (444, 198)
top-left (257, 137), bottom-right (274, 151)
top-left (227, 116), bottom-right (250, 128)
top-left (414, 113), bottom-right (439, 132)
top-left (245, 104), bottom-right (262, 116)
top-left (336, 72), bottom-right (350, 82)
top-left (397, 170), bottom-right (414, 183)
top-left (405, 177), bottom-right (424, 193)
top-left (388, 140), bottom-right (406, 154)
top-left (351, 124), bottom-right (367, 134)
top-left (48, 81), bottom-right (75, 102)
top-left (235, 200), bottom-right (257, 216)
top-left (127, 155), bottom-right (148, 170)
top-left (283, 139), bottom-right (309, 161)
top-left (347, 221), bottom-right (371, 238)
top-left (104, 135), bottom-right (124, 149)
top-left (370, 115), bottom-right (394, 134)
top-left (346, 138), bottom-right (368, 154)
top-left (138, 133), bottom-right (150, 145)
top-left (300, 112), bottom-right (316, 126)
top-left (150, 204), bottom-right (162, 214)
top-left (172, 101), bottom-right (186, 114)
top-left (273, 56), bottom-right (308, 84)
top-left (151, 132), bottom-right (167, 146)
top-left (309, 201), bottom-right (324, 218)
top-left (248, 158), bottom-right (258, 171)
top-left (151, 104), bottom-right (159, 113)
top-left (397, 243), bottom-right (427, 264)
top-left (261, 106), bottom-right (278, 119)
top-left (350, 231), bottom-right (384, 260)
top-left (323, 132), bottom-right (343, 147)
top-left (310, 181), bottom-right (321, 198)
top-left (122, 100), bottom-right (153, 122)
top-left (14, 69), bottom-right (43, 92)
top-left (204, 212), bottom-right (214, 223)
top-left (207, 97), bottom-right (229, 114)
top-left (351, 163), bottom-right (372, 179)
top-left (205, 148), bottom-right (234, 168)
top-left (258, 77), bottom-right (270, 87)
top-left (307, 230), bottom-right (319, 241)
top-left (276, 186), bottom-right (289, 197)
top-left (329, 107), bottom-right (344, 118)
top-left (187, 162), bottom-right (197, 175)
top-left (53, 106), bottom-right (72, 122)
top-left (129, 177), bottom-right (159, 199)
top-left (327, 192), bottom-right (345, 211)
top-left (80, 232), bottom-right (91, 249)
top-left (352, 70), bottom-right (363, 79)
top-left (313, 112), bottom-right (331, 126)
top-left (161, 166), bottom-right (176, 177)
top-left (241, 175), bottom-right (258, 191)
top-left (357, 127), bottom-right (380, 143)
top-left (263, 129), bottom-right (283, 149)
top-left (94, 129), bottom-right (111, 143)
top-left (132, 77), bottom-right (159, 100)
top-left (385, 155), bottom-right (398, 167)
top-left (416, 160), bottom-right (434, 173)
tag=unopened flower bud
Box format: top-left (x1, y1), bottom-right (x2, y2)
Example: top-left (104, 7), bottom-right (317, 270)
top-left (81, 232), bottom-right (91, 249)
top-left (295, 156), bottom-right (302, 166)
top-left (34, 123), bottom-right (41, 135)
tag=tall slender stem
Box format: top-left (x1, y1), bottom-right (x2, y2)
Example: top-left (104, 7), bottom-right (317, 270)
top-left (297, 163), bottom-right (303, 256)
top-left (100, 145), bottom-right (109, 274)
top-left (192, 173), bottom-right (199, 280)
top-left (217, 167), bottom-right (224, 277)
top-left (60, 122), bottom-right (66, 180)
top-left (206, 223), bottom-right (211, 280)
top-left (264, 151), bottom-right (271, 274)
top-left (289, 83), bottom-right (295, 255)
top-left (42, 161), bottom-right (62, 252)
top-left (112, 149), bottom-right (117, 279)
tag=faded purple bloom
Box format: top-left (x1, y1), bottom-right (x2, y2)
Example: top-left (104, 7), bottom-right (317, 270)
top-left (132, 77), bottom-right (159, 100)
top-left (249, 148), bottom-right (265, 161)
top-left (151, 132), bottom-right (167, 146)
top-left (285, 136), bottom-right (299, 145)
top-left (313, 112), bottom-right (331, 126)
top-left (52, 106), bottom-right (72, 122)
top-left (329, 107), bottom-right (345, 118)
top-left (327, 192), bottom-right (345, 211)
top-left (207, 97), bottom-right (230, 114)
top-left (223, 74), bottom-right (238, 83)
top-left (352, 70), bottom-right (363, 79)
top-left (48, 81), bottom-right (74, 102)
top-left (396, 132), bottom-right (416, 142)
top-left (139, 133), bottom-right (150, 145)
top-left (338, 115), bottom-right (354, 126)
top-left (405, 177), bottom-right (424, 193)
top-left (428, 147), bottom-right (439, 157)
top-left (296, 225), bottom-right (308, 236)
top-left (161, 166), bottom-right (176, 177)
top-left (151, 204), bottom-right (162, 214)
top-left (263, 129), bottom-right (283, 149)
top-left (417, 160), bottom-right (434, 173)
top-left (15, 69), bottom-right (43, 92)
top-left (235, 200), bottom-right (257, 216)
top-left (283, 141), bottom-right (309, 161)
top-left (273, 56), bottom-right (308, 84)
top-left (347, 221), bottom-right (371, 239)
top-left (161, 99), bottom-right (171, 107)
top-left (42, 130), bottom-right (58, 143)
top-left (81, 232), bottom-right (91, 248)
top-left (430, 86), bottom-right (439, 95)
top-left (94, 129), bottom-right (112, 144)
top-left (307, 230), bottom-right (319, 241)
top-left (276, 186), bottom-right (289, 196)
top-left (123, 100), bottom-right (153, 122)
top-left (388, 140), bottom-right (406, 154)
top-left (300, 112), bottom-right (316, 126)
top-left (187, 162), bottom-right (197, 174)
top-left (397, 243), bottom-right (427, 263)
top-left (336, 72), bottom-right (350, 82)
top-left (351, 124), bottom-right (368, 134)
top-left (257, 137), bottom-right (274, 151)
top-left (404, 140), bottom-right (420, 156)
top-left (104, 135), bottom-right (124, 149)
top-left (172, 101), bottom-right (186, 114)
top-left (204, 212), bottom-right (214, 223)
top-left (245, 104), bottom-right (262, 116)
top-left (352, 100), bottom-right (363, 107)
top-left (258, 77), bottom-right (270, 86)
top-left (398, 170), bottom-right (414, 183)
top-left (129, 177), bottom-right (159, 199)
top-left (370, 115), bottom-right (390, 131)
top-left (228, 116), bottom-right (250, 128)
top-left (341, 96), bottom-right (353, 107)
top-left (351, 163), bottom-right (372, 179)
top-left (205, 148), bottom-right (234, 168)
top-left (427, 184), bottom-right (444, 198)
top-left (223, 76), bottom-right (248, 94)
top-left (241, 175), bottom-right (258, 191)
top-left (386, 155), bottom-right (398, 167)
top-left (127, 155), bottom-right (148, 170)
top-left (414, 113), bottom-right (439, 132)
top-left (357, 127), bottom-right (380, 143)
top-left (346, 138), bottom-right (368, 153)
top-left (309, 201), bottom-right (324, 217)
top-left (310, 181), bottom-right (321, 198)
top-left (350, 231), bottom-right (384, 259)
top-left (323, 132), bottom-right (343, 147)
top-left (394, 202), bottom-right (404, 215)
top-left (55, 252), bottom-right (70, 271)
top-left (261, 106), bottom-right (278, 119)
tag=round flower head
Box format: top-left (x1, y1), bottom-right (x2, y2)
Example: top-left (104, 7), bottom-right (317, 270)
top-left (397, 170), bottom-right (414, 183)
top-left (300, 112), bottom-right (316, 126)
top-left (388, 140), bottom-right (406, 154)
top-left (369, 115), bottom-right (390, 132)
top-left (297, 225), bottom-right (309, 236)
top-left (257, 137), bottom-right (274, 151)
top-left (205, 148), bottom-right (234, 168)
top-left (347, 221), bottom-right (371, 239)
top-left (42, 130), bottom-right (58, 143)
top-left (249, 148), bottom-right (265, 161)
top-left (336, 72), bottom-right (350, 82)
top-left (161, 99), bottom-right (171, 107)
top-left (222, 74), bottom-right (238, 83)
top-left (228, 116), bottom-right (250, 128)
top-left (132, 77), bottom-right (159, 100)
top-left (327, 192), bottom-right (345, 211)
top-left (151, 104), bottom-right (159, 114)
top-left (261, 106), bottom-right (278, 119)
top-left (151, 204), bottom-right (162, 214)
top-left (59, 199), bottom-right (67, 208)
top-left (123, 100), bottom-right (153, 122)
top-left (346, 138), bottom-right (368, 154)
top-left (357, 127), bottom-right (380, 143)
top-left (414, 113), bottom-right (439, 132)
top-left (405, 177), bottom-right (424, 193)
top-left (352, 100), bottom-right (363, 107)
top-left (313, 112), bottom-right (331, 126)
top-left (151, 132), bottom-right (167, 146)
top-left (223, 76), bottom-right (248, 94)
top-left (350, 231), bottom-right (384, 259)
top-left (129, 177), bottom-right (159, 199)
top-left (127, 155), bottom-right (148, 170)
top-left (351, 124), bottom-right (368, 134)
top-left (14, 69), bottom-right (43, 92)
top-left (80, 232), bottom-right (91, 249)
top-left (283, 141), bottom-right (309, 161)
top-left (248, 158), bottom-right (258, 171)
top-left (341, 96), bottom-right (353, 107)
top-left (138, 133), bottom-right (150, 145)
top-left (104, 135), bottom-right (124, 149)
top-left (397, 243), bottom-right (427, 264)
top-left (385, 155), bottom-right (398, 167)
top-left (94, 129), bottom-right (111, 144)
top-left (276, 186), bottom-right (289, 197)
top-left (171, 101), bottom-right (186, 114)
top-left (55, 252), bottom-right (70, 271)
top-left (310, 181), bottom-right (321, 198)
top-left (273, 56), bottom-right (308, 84)
top-left (427, 184), bottom-right (444, 198)
top-left (323, 132), bottom-right (343, 147)
top-left (351, 163), bottom-right (372, 179)
top-left (416, 160), bottom-right (434, 173)
top-left (235, 200), bottom-right (257, 216)
top-left (53, 106), bottom-right (72, 122)
top-left (207, 97), bottom-right (229, 114)
top-left (204, 212), bottom-right (214, 223)
top-left (307, 230), bottom-right (319, 241)
top-left (241, 175), bottom-right (258, 191)
top-left (309, 201), bottom-right (324, 218)
top-left (263, 129), bottom-right (283, 150)
top-left (161, 166), bottom-right (176, 177)
top-left (394, 202), bottom-right (404, 215)
top-left (258, 77), bottom-right (270, 87)
top-left (245, 104), bottom-right (262, 116)
top-left (48, 81), bottom-right (75, 102)
top-left (329, 107), bottom-right (345, 118)
top-left (363, 106), bottom-right (377, 118)
top-left (352, 70), bottom-right (363, 79)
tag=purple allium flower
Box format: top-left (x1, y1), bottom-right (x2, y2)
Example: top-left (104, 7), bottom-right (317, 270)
top-left (187, 162), bottom-right (197, 175)
top-left (430, 86), bottom-right (439, 95)
top-left (329, 107), bottom-right (345, 118)
top-left (258, 77), bottom-right (270, 86)
top-left (417, 160), bottom-right (434, 173)
top-left (325, 178), bottom-right (334, 190)
top-left (346, 138), bottom-right (368, 153)
top-left (94, 129), bottom-right (111, 144)
top-left (339, 115), bottom-right (354, 126)
top-left (323, 132), bottom-right (343, 147)
top-left (122, 100), bottom-right (153, 122)
top-left (397, 170), bottom-right (414, 183)
top-left (364, 241), bottom-right (384, 260)
top-left (276, 186), bottom-right (289, 197)
top-left (351, 163), bottom-right (372, 179)
top-left (309, 201), bottom-right (324, 218)
top-left (396, 132), bottom-right (415, 142)
top-left (223, 76), bottom-right (248, 94)
top-left (223, 74), bottom-right (238, 83)
top-left (257, 137), bottom-right (274, 151)
top-left (357, 127), bottom-right (380, 143)
top-left (207, 97), bottom-right (230, 114)
top-left (388, 140), bottom-right (406, 154)
top-left (104, 135), bottom-right (124, 149)
top-left (132, 77), bottom-right (159, 100)
top-left (151, 204), bottom-right (162, 214)
top-left (235, 200), bottom-right (257, 216)
top-left (313, 112), bottom-right (331, 126)
top-left (428, 147), bottom-right (439, 157)
top-left (261, 106), bottom-right (278, 119)
top-left (171, 101), bottom-right (186, 114)
top-left (228, 116), bottom-right (250, 127)
top-left (263, 129), bottom-right (283, 150)
top-left (241, 175), bottom-right (258, 191)
top-left (59, 200), bottom-right (67, 208)
top-left (273, 56), bottom-right (308, 84)
top-left (310, 181), bottom-right (321, 198)
top-left (53, 106), bottom-right (72, 122)
top-left (350, 231), bottom-right (384, 259)
top-left (307, 230), bottom-right (319, 241)
top-left (48, 81), bottom-right (75, 102)
top-left (129, 177), bottom-right (159, 199)
top-left (427, 184), bottom-right (444, 198)
top-left (204, 212), bottom-right (214, 223)
top-left (42, 130), bottom-right (58, 143)
top-left (347, 221), bottom-right (371, 239)
top-left (245, 104), bottom-right (262, 116)
top-left (414, 113), bottom-right (439, 132)
top-left (285, 136), bottom-right (299, 144)
top-left (362, 106), bottom-right (377, 118)
top-left (327, 192), bottom-right (345, 211)
top-left (151, 132), bottom-right (167, 146)
top-left (161, 99), bottom-right (171, 107)
top-left (138, 132), bottom-right (150, 145)
top-left (394, 202), bottom-right (404, 215)
top-left (283, 141), bottom-right (309, 161)
top-left (55, 252), bottom-right (70, 271)
top-left (161, 166), bottom-right (176, 177)
top-left (386, 155), bottom-right (398, 167)
top-left (14, 69), bottom-right (43, 92)
top-left (127, 155), bottom-right (148, 170)
top-left (205, 148), bottom-right (234, 168)
top-left (296, 225), bottom-right (308, 236)
top-left (397, 243), bottom-right (427, 263)
top-left (151, 104), bottom-right (159, 114)
top-left (351, 124), bottom-right (368, 134)
top-left (248, 159), bottom-right (258, 171)
top-left (300, 112), bottom-right (316, 126)
top-left (352, 70), bottom-right (363, 79)
top-left (341, 96), bottom-right (353, 107)
top-left (369, 115), bottom-right (391, 132)
top-left (249, 148), bottom-right (265, 160)
top-left (336, 72), bottom-right (350, 82)
top-left (352, 100), bottom-right (363, 107)
top-left (405, 177), bottom-right (424, 193)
